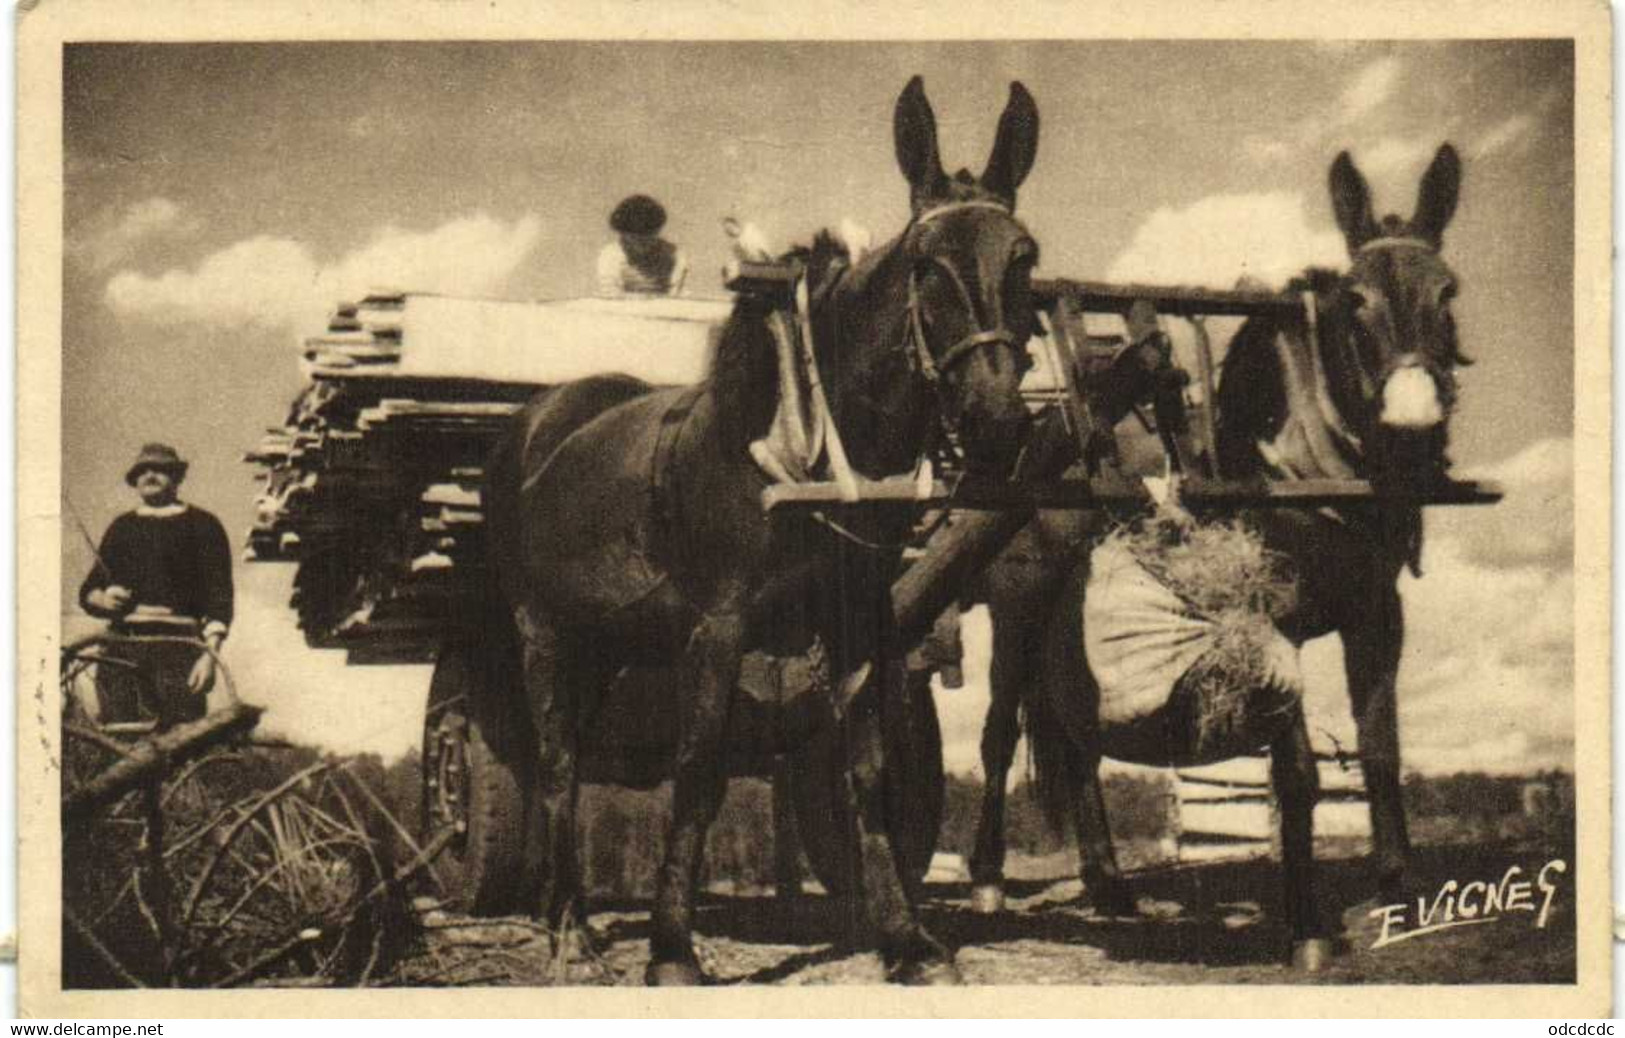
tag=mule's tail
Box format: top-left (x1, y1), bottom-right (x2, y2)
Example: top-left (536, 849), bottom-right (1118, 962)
top-left (1019, 689), bottom-right (1085, 840)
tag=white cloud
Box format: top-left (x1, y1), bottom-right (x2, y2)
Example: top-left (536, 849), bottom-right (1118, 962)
top-left (1244, 57), bottom-right (1406, 168)
top-left (1470, 112), bottom-right (1537, 160)
top-left (223, 566), bottom-right (427, 760)
top-left (105, 212), bottom-right (543, 331)
top-left (1242, 136), bottom-right (1295, 165)
top-left (1470, 88), bottom-right (1563, 162)
top-left (1107, 192), bottom-right (1346, 290)
top-left (70, 197), bottom-right (203, 272)
top-left (1357, 135), bottom-right (1439, 178)
top-left (1447, 437), bottom-right (1573, 572)
top-left (1339, 56), bottom-right (1403, 123)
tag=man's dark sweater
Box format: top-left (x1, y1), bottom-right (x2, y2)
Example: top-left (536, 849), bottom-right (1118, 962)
top-left (79, 505), bottom-right (234, 631)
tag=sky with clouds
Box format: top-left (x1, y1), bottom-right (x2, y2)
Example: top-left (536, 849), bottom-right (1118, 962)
top-left (60, 40), bottom-right (1575, 777)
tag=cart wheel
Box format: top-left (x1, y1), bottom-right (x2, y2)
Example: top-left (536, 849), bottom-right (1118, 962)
top-left (422, 644), bottom-right (532, 916)
top-left (788, 670), bottom-right (944, 900)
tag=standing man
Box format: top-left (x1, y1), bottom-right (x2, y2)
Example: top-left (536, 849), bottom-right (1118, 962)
top-left (79, 443), bottom-right (234, 728)
top-left (596, 194), bottom-right (690, 297)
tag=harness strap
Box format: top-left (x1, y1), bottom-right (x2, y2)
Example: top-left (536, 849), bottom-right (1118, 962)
top-left (1357, 236), bottom-right (1434, 253)
top-left (1301, 289), bottom-right (1365, 452)
top-left (913, 199), bottom-right (1013, 225)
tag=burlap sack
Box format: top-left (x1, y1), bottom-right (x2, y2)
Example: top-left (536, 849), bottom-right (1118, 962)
top-left (1083, 537), bottom-right (1302, 762)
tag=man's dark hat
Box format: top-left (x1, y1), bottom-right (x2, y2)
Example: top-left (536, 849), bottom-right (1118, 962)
top-left (125, 443), bottom-right (189, 486)
top-left (610, 194), bottom-right (667, 235)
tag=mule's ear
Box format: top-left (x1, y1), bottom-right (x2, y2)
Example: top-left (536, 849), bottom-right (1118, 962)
top-left (981, 81), bottom-right (1039, 206)
top-left (895, 75), bottom-right (949, 206)
top-left (1329, 150), bottom-right (1379, 250)
top-left (1411, 143), bottom-right (1461, 247)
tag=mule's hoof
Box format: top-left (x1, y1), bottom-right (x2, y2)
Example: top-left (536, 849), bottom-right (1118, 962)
top-left (969, 883), bottom-right (1006, 914)
top-left (890, 958), bottom-right (963, 986)
top-left (1090, 887), bottom-right (1140, 919)
top-left (1291, 938), bottom-right (1336, 973)
top-left (645, 959), bottom-right (709, 986)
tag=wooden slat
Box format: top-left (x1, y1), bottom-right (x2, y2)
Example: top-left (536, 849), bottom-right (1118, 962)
top-left (1177, 839), bottom-right (1271, 864)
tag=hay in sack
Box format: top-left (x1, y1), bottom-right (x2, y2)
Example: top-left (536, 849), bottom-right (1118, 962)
top-left (1083, 508), bottom-right (1303, 764)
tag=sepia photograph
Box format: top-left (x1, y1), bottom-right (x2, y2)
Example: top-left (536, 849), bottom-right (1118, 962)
top-left (17, 0), bottom-right (1611, 1018)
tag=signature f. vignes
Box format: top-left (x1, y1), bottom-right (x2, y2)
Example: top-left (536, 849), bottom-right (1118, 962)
top-left (1368, 859), bottom-right (1567, 949)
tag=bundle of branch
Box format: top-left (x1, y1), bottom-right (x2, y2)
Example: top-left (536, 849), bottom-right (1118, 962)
top-left (61, 735), bottom-right (419, 989)
top-left (1083, 509), bottom-right (1302, 764)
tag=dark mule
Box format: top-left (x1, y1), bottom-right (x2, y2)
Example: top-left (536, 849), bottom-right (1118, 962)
top-left (969, 145), bottom-right (1466, 962)
top-left (483, 77), bottom-right (1042, 985)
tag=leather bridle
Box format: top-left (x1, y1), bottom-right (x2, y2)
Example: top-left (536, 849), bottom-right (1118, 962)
top-left (902, 199), bottom-right (1033, 390)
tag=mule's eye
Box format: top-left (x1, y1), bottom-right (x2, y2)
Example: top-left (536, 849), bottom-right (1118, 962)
top-left (1346, 289), bottom-right (1370, 312)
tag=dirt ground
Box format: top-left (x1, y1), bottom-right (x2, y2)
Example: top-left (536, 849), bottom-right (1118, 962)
top-left (394, 835), bottom-right (1575, 987)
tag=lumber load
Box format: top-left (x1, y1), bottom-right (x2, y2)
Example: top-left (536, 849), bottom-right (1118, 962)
top-left (246, 291), bottom-right (734, 663)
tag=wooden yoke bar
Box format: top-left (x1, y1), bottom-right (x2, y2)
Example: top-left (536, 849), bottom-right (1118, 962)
top-left (1034, 278), bottom-right (1301, 319)
top-left (765, 474), bottom-right (1505, 513)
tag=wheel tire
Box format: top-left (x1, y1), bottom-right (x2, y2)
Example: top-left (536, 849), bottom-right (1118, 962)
top-left (422, 644), bottom-right (533, 916)
top-left (788, 671), bottom-right (945, 899)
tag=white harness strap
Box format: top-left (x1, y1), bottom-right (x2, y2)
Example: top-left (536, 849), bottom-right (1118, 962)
top-left (1357, 236), bottom-right (1433, 253)
top-left (912, 199), bottom-right (1013, 224)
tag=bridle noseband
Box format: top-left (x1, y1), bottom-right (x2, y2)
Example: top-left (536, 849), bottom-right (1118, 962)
top-left (903, 199), bottom-right (1031, 387)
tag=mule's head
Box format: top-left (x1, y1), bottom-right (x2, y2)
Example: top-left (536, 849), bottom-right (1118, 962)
top-left (893, 76), bottom-right (1040, 476)
top-left (1328, 144), bottom-right (1466, 477)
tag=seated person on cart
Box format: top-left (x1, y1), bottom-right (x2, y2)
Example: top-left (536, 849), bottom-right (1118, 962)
top-left (596, 193), bottom-right (690, 298)
top-left (78, 443), bottom-right (234, 729)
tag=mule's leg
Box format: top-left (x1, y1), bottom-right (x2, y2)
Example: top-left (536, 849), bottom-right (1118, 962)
top-left (770, 757), bottom-right (803, 902)
top-left (967, 632), bottom-right (1026, 914)
top-left (847, 671), bottom-right (960, 985)
top-left (514, 608), bottom-right (588, 944)
top-left (1072, 748), bottom-right (1138, 916)
top-left (1270, 707), bottom-right (1331, 970)
top-left (646, 602), bottom-right (745, 986)
top-left (969, 564), bottom-right (1054, 914)
top-left (1343, 588), bottom-right (1411, 904)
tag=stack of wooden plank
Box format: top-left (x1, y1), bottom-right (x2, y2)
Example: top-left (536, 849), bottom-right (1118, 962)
top-left (245, 291), bottom-right (729, 663)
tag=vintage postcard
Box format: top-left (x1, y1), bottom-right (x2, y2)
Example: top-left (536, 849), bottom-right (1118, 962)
top-left (17, 0), bottom-right (1611, 1018)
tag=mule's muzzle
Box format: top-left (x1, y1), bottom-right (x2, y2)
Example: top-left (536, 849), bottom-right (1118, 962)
top-left (1379, 356), bottom-right (1445, 430)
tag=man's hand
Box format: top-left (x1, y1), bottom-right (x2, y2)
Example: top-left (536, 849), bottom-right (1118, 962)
top-left (187, 652), bottom-right (217, 696)
top-left (87, 585), bottom-right (133, 615)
